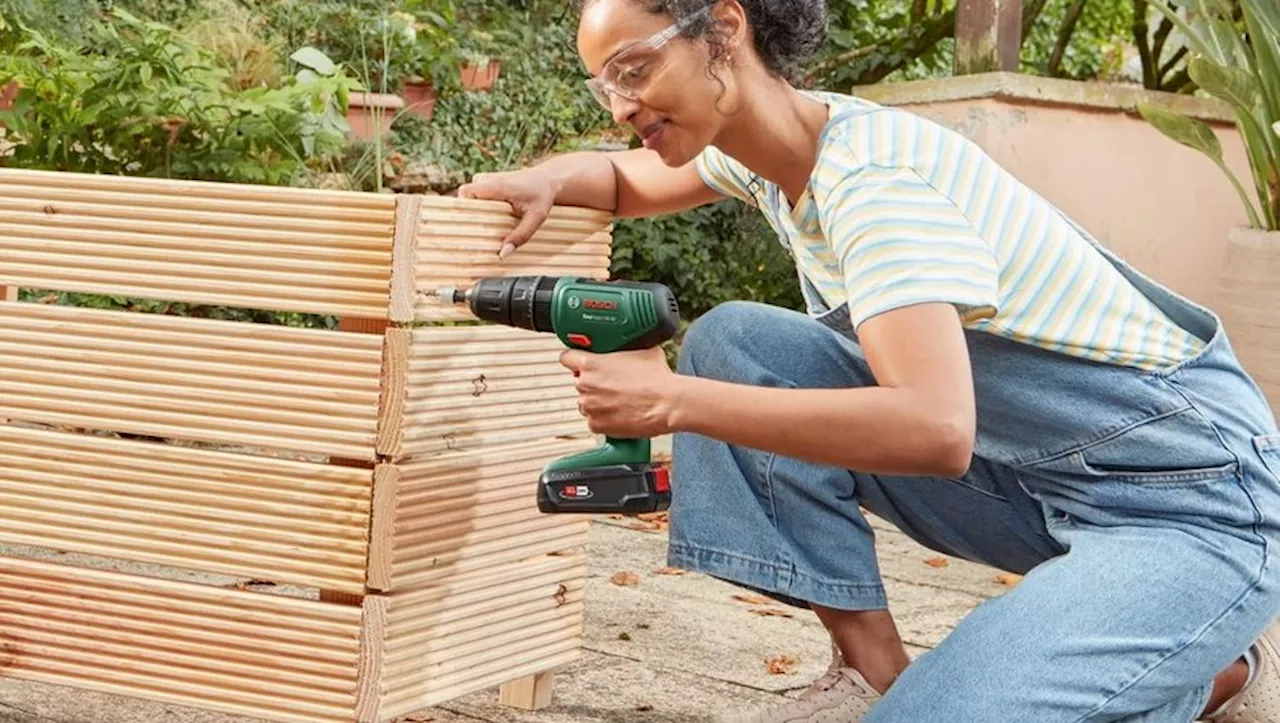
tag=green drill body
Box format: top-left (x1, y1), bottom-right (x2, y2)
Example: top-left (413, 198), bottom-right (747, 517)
top-left (447, 275), bottom-right (680, 514)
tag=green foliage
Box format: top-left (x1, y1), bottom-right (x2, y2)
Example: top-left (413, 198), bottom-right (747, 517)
top-left (19, 289), bottom-right (338, 328)
top-left (0, 9), bottom-right (356, 185)
top-left (1020, 0), bottom-right (1134, 79)
top-left (399, 17), bottom-right (613, 176)
top-left (611, 203), bottom-right (805, 320)
top-left (1138, 0), bottom-right (1280, 230)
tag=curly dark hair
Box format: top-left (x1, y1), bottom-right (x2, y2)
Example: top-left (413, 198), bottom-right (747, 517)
top-left (580, 0), bottom-right (828, 84)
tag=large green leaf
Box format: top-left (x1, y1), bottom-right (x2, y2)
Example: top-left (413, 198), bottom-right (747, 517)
top-left (1188, 56), bottom-right (1258, 111)
top-left (1274, 121), bottom-right (1280, 140)
top-left (1137, 103), bottom-right (1225, 162)
top-left (1138, 102), bottom-right (1264, 228)
top-left (289, 47), bottom-right (336, 77)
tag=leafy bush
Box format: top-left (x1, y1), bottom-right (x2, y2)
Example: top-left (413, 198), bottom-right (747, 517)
top-left (0, 9), bottom-right (356, 185)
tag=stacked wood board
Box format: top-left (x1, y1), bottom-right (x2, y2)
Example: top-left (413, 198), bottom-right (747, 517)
top-left (0, 167), bottom-right (613, 722)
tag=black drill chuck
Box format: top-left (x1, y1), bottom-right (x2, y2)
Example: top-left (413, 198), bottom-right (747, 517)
top-left (464, 276), bottom-right (558, 333)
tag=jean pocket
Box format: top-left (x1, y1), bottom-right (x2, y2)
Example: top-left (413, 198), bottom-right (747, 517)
top-left (1071, 407), bottom-right (1240, 484)
top-left (1254, 434), bottom-right (1280, 481)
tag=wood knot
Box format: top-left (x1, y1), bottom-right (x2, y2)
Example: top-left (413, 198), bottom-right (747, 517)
top-left (442, 433), bottom-right (458, 450)
top-left (471, 374), bottom-right (487, 397)
top-left (42, 204), bottom-right (56, 215)
top-left (554, 584), bottom-right (568, 606)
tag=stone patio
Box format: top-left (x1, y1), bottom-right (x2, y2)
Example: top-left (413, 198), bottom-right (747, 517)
top-left (0, 513), bottom-right (1020, 723)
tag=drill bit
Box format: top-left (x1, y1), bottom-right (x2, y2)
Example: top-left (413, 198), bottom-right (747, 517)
top-left (424, 286), bottom-right (469, 304)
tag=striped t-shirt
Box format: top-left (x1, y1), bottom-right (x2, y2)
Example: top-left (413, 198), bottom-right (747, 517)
top-left (694, 91), bottom-right (1204, 371)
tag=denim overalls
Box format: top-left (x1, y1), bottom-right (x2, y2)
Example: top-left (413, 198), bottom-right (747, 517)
top-left (668, 186), bottom-right (1280, 720)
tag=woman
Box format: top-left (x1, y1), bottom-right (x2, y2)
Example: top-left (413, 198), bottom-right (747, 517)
top-left (456, 1), bottom-right (1280, 721)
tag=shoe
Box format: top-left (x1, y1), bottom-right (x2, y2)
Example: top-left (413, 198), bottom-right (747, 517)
top-left (718, 638), bottom-right (881, 722)
top-left (1206, 619), bottom-right (1280, 722)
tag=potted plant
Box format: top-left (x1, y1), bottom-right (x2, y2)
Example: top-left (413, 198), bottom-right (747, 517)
top-left (1138, 0), bottom-right (1279, 408)
top-left (458, 31), bottom-right (500, 90)
top-left (400, 7), bottom-right (457, 121)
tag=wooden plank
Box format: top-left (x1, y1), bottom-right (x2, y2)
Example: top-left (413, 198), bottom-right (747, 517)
top-left (355, 596), bottom-right (388, 723)
top-left (397, 326), bottom-right (590, 459)
top-left (0, 302), bottom-right (383, 460)
top-left (955, 0), bottom-right (1022, 74)
top-left (0, 555), bottom-right (363, 723)
top-left (390, 195), bottom-right (423, 323)
top-left (0, 425), bottom-right (372, 593)
top-left (0, 168), bottom-right (396, 317)
top-left (500, 671), bottom-right (555, 710)
top-left (376, 328), bottom-right (412, 459)
top-left (414, 197), bottom-right (612, 322)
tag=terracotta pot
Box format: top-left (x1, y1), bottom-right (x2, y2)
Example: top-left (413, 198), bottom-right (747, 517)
top-left (0, 81), bottom-right (17, 111)
top-left (460, 61), bottom-right (501, 91)
top-left (401, 79), bottom-right (436, 121)
top-left (1214, 227), bottom-right (1280, 412)
top-left (345, 92), bottom-right (405, 141)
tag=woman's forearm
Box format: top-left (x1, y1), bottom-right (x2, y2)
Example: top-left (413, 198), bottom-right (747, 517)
top-left (667, 376), bottom-right (974, 479)
top-left (530, 151), bottom-right (620, 211)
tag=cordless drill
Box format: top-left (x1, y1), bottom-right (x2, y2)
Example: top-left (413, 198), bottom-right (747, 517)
top-left (436, 275), bottom-right (680, 515)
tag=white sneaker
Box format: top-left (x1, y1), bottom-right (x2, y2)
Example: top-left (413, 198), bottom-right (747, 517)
top-left (719, 640), bottom-right (881, 723)
top-left (1206, 619), bottom-right (1280, 722)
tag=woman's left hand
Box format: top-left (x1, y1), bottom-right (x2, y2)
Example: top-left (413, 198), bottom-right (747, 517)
top-left (559, 346), bottom-right (679, 438)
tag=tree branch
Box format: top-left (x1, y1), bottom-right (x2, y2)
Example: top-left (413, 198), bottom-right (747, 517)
top-left (805, 9), bottom-right (956, 89)
top-left (1132, 0), bottom-right (1157, 89)
top-left (1158, 45), bottom-right (1187, 80)
top-left (1152, 11), bottom-right (1173, 64)
top-left (1048, 0), bottom-right (1089, 77)
top-left (1022, 0), bottom-right (1052, 44)
top-left (912, 0), bottom-right (927, 23)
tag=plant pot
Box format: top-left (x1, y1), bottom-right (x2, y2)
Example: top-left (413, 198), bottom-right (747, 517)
top-left (460, 61), bottom-right (501, 91)
top-left (345, 92), bottom-right (405, 141)
top-left (0, 81), bottom-right (17, 112)
top-left (1215, 227), bottom-right (1280, 412)
top-left (401, 79), bottom-right (436, 121)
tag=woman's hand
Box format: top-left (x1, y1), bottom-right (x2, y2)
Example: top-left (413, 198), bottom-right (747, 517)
top-left (456, 168), bottom-right (558, 259)
top-left (560, 346), bottom-right (680, 438)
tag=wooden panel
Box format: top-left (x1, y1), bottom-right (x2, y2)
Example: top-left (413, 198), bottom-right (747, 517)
top-left (376, 438), bottom-right (593, 590)
top-left (0, 425), bottom-right (373, 592)
top-left (380, 555), bottom-right (586, 717)
top-left (0, 302), bottom-right (385, 460)
top-left (0, 168), bottom-right (397, 317)
top-left (386, 325), bottom-right (589, 460)
top-left (411, 197), bottom-right (613, 322)
top-left (0, 555), bottom-right (365, 723)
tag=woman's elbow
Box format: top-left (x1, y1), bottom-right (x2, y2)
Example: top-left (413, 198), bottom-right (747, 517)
top-left (931, 414), bottom-right (976, 478)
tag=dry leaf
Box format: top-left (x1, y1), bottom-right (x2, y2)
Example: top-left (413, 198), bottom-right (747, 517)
top-left (995, 573), bottom-right (1023, 586)
top-left (924, 557), bottom-right (950, 568)
top-left (611, 571), bottom-right (640, 587)
top-left (634, 704), bottom-right (654, 712)
top-left (618, 631), bottom-right (632, 641)
top-left (749, 607), bottom-right (794, 618)
top-left (766, 654), bottom-right (799, 675)
top-left (732, 593), bottom-right (773, 605)
top-left (652, 566), bottom-right (687, 576)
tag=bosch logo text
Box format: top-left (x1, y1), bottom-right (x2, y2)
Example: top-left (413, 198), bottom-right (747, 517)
top-left (582, 298), bottom-right (619, 310)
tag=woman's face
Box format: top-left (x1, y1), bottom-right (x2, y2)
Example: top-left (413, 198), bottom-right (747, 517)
top-left (577, 0), bottom-right (740, 167)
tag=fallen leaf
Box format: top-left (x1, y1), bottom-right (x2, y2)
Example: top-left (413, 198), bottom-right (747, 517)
top-left (995, 573), bottom-right (1023, 586)
top-left (749, 607), bottom-right (794, 618)
top-left (732, 593), bottom-right (773, 605)
top-left (634, 704), bottom-right (654, 712)
top-left (652, 566), bottom-right (687, 576)
top-left (610, 571), bottom-right (640, 587)
top-left (618, 631), bottom-right (632, 641)
top-left (924, 557), bottom-right (950, 568)
top-left (766, 654), bottom-right (799, 675)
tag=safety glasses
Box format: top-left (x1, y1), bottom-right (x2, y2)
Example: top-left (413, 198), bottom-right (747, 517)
top-left (584, 4), bottom-right (713, 110)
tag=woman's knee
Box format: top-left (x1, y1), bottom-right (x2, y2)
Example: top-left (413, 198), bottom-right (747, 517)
top-left (676, 301), bottom-right (780, 377)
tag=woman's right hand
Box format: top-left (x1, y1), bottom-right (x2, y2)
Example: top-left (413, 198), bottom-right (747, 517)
top-left (456, 168), bottom-right (557, 260)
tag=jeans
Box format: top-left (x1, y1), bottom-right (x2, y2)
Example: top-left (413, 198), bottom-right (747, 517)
top-left (668, 295), bottom-right (1280, 722)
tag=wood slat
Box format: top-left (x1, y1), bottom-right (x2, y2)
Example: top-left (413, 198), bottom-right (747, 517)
top-left (0, 555), bottom-right (363, 722)
top-left (380, 555), bottom-right (586, 714)
top-left (0, 425), bottom-right (373, 592)
top-left (0, 303), bottom-right (384, 460)
top-left (410, 197), bottom-right (613, 322)
top-left (390, 326), bottom-right (590, 459)
top-left (0, 168), bottom-right (397, 317)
